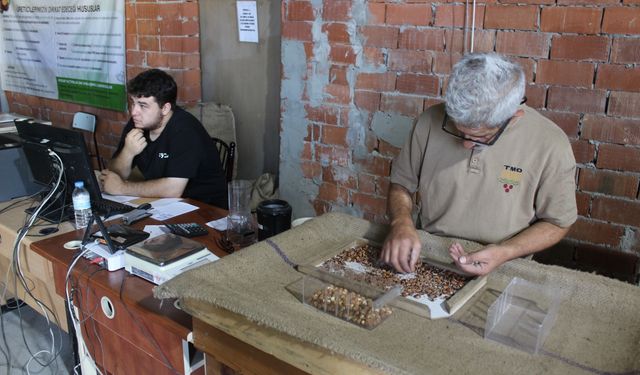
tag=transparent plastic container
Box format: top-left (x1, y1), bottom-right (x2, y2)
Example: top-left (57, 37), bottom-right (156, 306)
top-left (226, 180), bottom-right (257, 250)
top-left (301, 271), bottom-right (396, 330)
top-left (485, 277), bottom-right (562, 354)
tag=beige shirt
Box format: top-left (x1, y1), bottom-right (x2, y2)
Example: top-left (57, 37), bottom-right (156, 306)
top-left (391, 104), bottom-right (577, 244)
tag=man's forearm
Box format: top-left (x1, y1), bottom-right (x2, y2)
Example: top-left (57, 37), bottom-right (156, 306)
top-left (500, 221), bottom-right (571, 260)
top-left (115, 177), bottom-right (187, 198)
top-left (387, 183), bottom-right (415, 226)
top-left (108, 152), bottom-right (134, 179)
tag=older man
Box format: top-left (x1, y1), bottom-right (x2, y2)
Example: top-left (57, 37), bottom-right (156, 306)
top-left (100, 69), bottom-right (227, 208)
top-left (381, 53), bottom-right (577, 275)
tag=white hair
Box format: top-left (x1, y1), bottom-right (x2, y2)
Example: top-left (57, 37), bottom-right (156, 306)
top-left (445, 53), bottom-right (525, 129)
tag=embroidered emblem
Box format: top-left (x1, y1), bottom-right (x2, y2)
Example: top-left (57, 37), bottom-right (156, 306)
top-left (158, 152), bottom-right (169, 159)
top-left (498, 165), bottom-right (523, 193)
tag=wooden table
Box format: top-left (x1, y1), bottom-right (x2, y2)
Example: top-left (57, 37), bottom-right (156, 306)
top-left (0, 198), bottom-right (73, 331)
top-left (29, 199), bottom-right (229, 375)
top-left (2, 196), bottom-right (379, 374)
top-left (184, 298), bottom-right (385, 375)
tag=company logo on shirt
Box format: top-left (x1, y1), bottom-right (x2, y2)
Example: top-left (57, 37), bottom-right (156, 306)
top-left (158, 152), bottom-right (169, 159)
top-left (498, 165), bottom-right (523, 193)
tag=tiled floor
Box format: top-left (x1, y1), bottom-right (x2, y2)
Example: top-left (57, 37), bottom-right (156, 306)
top-left (0, 300), bottom-right (74, 374)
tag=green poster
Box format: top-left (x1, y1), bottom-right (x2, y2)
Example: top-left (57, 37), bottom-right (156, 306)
top-left (0, 1), bottom-right (127, 112)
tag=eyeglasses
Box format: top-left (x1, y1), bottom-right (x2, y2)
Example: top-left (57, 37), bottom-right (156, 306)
top-left (441, 113), bottom-right (512, 147)
top-left (442, 97), bottom-right (527, 147)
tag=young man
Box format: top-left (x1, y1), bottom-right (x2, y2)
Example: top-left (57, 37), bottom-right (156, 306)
top-left (381, 53), bottom-right (577, 276)
top-left (100, 69), bottom-right (227, 208)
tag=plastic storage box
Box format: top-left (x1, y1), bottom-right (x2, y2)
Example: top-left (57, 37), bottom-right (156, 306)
top-left (485, 277), bottom-right (562, 354)
top-left (300, 270), bottom-right (396, 330)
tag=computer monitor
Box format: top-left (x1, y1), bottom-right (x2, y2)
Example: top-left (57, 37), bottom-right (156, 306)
top-left (15, 119), bottom-right (104, 223)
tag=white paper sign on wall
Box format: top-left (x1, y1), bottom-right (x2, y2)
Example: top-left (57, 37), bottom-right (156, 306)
top-left (236, 1), bottom-right (258, 43)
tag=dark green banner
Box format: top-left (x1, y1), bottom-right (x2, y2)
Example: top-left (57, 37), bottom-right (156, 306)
top-left (57, 77), bottom-right (126, 112)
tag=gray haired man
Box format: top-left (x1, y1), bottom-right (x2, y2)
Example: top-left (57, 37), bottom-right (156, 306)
top-left (381, 52), bottom-right (577, 275)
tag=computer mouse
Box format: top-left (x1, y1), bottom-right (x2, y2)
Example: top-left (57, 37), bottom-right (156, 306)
top-left (39, 227), bottom-right (59, 235)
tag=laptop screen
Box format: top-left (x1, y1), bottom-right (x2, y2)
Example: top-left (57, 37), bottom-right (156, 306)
top-left (15, 119), bottom-right (103, 202)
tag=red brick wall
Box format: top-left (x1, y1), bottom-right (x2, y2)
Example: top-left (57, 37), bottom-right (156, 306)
top-left (5, 0), bottom-right (201, 162)
top-left (281, 0), bottom-right (640, 254)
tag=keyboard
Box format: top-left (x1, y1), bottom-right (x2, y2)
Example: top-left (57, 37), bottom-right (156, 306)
top-left (93, 199), bottom-right (135, 217)
top-left (164, 222), bottom-right (209, 238)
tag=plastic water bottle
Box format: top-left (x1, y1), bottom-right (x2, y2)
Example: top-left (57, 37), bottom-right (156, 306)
top-left (72, 181), bottom-right (92, 229)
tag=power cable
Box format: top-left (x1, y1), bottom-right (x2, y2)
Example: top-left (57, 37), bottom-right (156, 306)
top-left (9, 149), bottom-right (66, 369)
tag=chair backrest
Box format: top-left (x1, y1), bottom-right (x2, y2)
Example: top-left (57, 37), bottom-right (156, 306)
top-left (71, 112), bottom-right (103, 170)
top-left (72, 112), bottom-right (96, 133)
top-left (212, 137), bottom-right (235, 182)
top-left (186, 102), bottom-right (238, 180)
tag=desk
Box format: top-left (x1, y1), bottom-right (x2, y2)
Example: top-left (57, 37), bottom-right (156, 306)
top-left (0, 198), bottom-right (73, 331)
top-left (28, 199), bottom-right (229, 374)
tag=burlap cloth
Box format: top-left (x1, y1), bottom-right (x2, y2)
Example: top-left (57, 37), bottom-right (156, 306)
top-left (155, 212), bottom-right (640, 374)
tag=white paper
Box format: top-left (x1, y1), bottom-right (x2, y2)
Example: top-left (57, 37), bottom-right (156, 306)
top-left (150, 201), bottom-right (198, 221)
top-left (206, 217), bottom-right (228, 231)
top-left (150, 198), bottom-right (183, 208)
top-left (101, 193), bottom-right (138, 204)
top-left (237, 1), bottom-right (259, 43)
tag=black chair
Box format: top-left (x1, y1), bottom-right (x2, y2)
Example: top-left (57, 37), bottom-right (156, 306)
top-left (211, 137), bottom-right (235, 182)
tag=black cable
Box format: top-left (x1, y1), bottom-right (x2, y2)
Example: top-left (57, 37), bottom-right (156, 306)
top-left (9, 152), bottom-right (66, 368)
top-left (26, 175), bottom-right (60, 223)
top-left (0, 193), bottom-right (40, 216)
top-left (87, 310), bottom-right (106, 375)
top-left (8, 273), bottom-right (64, 369)
top-left (74, 265), bottom-right (106, 375)
top-left (23, 156), bottom-right (70, 227)
top-left (92, 130), bottom-right (104, 171)
top-left (12, 265), bottom-right (64, 368)
top-left (65, 251), bottom-right (98, 329)
top-left (0, 297), bottom-right (13, 375)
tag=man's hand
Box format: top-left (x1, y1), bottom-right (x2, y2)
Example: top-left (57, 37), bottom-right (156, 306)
top-left (449, 242), bottom-right (508, 276)
top-left (123, 128), bottom-right (147, 157)
top-left (448, 222), bottom-right (572, 276)
top-left (99, 169), bottom-right (126, 195)
top-left (381, 220), bottom-right (422, 273)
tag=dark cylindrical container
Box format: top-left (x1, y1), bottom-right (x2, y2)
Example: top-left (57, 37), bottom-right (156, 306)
top-left (256, 199), bottom-right (292, 240)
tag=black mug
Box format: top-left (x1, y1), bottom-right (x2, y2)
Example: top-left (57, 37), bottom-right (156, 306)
top-left (256, 199), bottom-right (292, 240)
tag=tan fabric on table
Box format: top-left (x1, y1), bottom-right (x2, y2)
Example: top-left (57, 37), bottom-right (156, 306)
top-left (391, 104), bottom-right (577, 245)
top-left (155, 212), bottom-right (640, 375)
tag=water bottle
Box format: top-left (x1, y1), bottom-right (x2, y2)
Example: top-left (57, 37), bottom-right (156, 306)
top-left (72, 181), bottom-right (92, 229)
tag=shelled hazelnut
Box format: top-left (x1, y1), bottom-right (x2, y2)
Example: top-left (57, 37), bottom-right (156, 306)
top-left (309, 285), bottom-right (393, 328)
top-left (320, 244), bottom-right (468, 300)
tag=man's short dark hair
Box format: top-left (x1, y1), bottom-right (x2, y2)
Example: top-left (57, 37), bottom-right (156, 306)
top-left (127, 69), bottom-right (177, 110)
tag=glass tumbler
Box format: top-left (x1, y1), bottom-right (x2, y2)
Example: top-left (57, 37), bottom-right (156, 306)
top-left (226, 180), bottom-right (257, 250)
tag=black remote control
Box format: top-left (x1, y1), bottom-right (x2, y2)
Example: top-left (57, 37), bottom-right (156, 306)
top-left (164, 222), bottom-right (209, 238)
